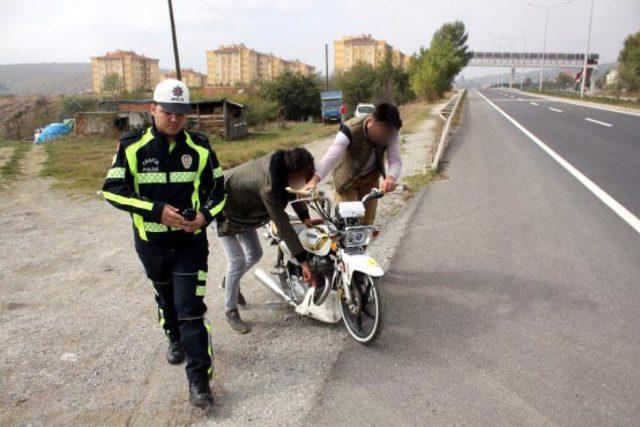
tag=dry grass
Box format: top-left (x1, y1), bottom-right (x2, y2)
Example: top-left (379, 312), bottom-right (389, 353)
top-left (0, 140), bottom-right (30, 185)
top-left (398, 100), bottom-right (435, 134)
top-left (40, 121), bottom-right (337, 195)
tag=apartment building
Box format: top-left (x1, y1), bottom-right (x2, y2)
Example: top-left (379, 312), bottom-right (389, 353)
top-left (91, 50), bottom-right (160, 94)
top-left (206, 44), bottom-right (315, 86)
top-left (334, 34), bottom-right (409, 73)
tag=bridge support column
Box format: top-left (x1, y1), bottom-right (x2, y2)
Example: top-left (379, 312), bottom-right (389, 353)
top-left (509, 67), bottom-right (515, 89)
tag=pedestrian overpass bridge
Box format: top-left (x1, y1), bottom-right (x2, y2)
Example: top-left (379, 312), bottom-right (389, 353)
top-left (467, 51), bottom-right (599, 90)
top-left (469, 51), bottom-right (599, 68)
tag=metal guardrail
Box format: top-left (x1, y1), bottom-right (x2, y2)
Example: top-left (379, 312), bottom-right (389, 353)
top-left (430, 89), bottom-right (466, 171)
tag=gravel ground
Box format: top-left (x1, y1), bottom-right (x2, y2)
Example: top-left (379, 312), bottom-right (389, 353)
top-left (0, 102), bottom-right (446, 426)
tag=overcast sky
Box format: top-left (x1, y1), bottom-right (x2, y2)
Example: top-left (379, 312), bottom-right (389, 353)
top-left (1, 0), bottom-right (638, 78)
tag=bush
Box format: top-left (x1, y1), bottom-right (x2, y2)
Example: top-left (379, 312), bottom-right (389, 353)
top-left (231, 91), bottom-right (278, 128)
top-left (260, 72), bottom-right (321, 120)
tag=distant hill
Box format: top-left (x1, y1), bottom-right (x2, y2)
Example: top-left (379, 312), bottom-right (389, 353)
top-left (0, 63), bottom-right (92, 96)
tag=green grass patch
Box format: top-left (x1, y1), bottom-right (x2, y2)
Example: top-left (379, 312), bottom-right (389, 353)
top-left (0, 140), bottom-right (30, 184)
top-left (402, 168), bottom-right (439, 199)
top-left (210, 122), bottom-right (336, 169)
top-left (41, 121), bottom-right (337, 195)
top-left (41, 136), bottom-right (117, 194)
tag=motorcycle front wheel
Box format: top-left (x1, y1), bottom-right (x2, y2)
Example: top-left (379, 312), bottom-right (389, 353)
top-left (340, 272), bottom-right (382, 345)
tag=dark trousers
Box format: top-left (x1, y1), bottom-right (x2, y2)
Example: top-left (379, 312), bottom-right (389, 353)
top-left (135, 235), bottom-right (212, 384)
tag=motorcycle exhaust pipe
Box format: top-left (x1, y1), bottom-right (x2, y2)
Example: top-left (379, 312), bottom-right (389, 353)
top-left (254, 268), bottom-right (292, 303)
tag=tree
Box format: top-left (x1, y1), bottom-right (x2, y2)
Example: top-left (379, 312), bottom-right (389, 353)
top-left (102, 73), bottom-right (123, 94)
top-left (261, 72), bottom-right (321, 120)
top-left (555, 72), bottom-right (574, 89)
top-left (335, 54), bottom-right (414, 111)
top-left (335, 62), bottom-right (378, 110)
top-left (410, 21), bottom-right (471, 101)
top-left (373, 52), bottom-right (415, 105)
top-left (617, 30), bottom-right (640, 92)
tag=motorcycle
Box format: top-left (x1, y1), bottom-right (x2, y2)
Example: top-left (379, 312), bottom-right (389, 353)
top-left (254, 186), bottom-right (385, 345)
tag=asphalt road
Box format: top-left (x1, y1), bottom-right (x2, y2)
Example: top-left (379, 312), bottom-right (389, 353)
top-left (480, 88), bottom-right (640, 219)
top-left (307, 90), bottom-right (640, 425)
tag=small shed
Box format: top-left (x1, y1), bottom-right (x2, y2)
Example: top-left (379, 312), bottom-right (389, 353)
top-left (189, 100), bottom-right (247, 140)
top-left (74, 110), bottom-right (150, 136)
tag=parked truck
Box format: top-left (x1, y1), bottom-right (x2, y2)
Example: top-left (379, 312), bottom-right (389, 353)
top-left (320, 90), bottom-right (343, 124)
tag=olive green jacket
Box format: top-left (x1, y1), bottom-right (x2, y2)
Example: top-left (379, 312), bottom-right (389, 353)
top-left (216, 156), bottom-right (309, 259)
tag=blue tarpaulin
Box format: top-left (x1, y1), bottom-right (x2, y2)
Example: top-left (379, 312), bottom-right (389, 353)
top-left (35, 119), bottom-right (74, 144)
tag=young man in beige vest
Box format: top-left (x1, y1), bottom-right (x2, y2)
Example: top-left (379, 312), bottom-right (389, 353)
top-left (306, 102), bottom-right (403, 226)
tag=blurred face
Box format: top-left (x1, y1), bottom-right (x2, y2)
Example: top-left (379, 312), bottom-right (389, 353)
top-left (367, 118), bottom-right (398, 145)
top-left (150, 104), bottom-right (187, 136)
top-left (288, 166), bottom-right (315, 188)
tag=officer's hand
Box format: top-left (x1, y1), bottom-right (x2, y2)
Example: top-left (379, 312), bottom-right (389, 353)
top-left (181, 211), bottom-right (206, 233)
top-left (161, 205), bottom-right (184, 228)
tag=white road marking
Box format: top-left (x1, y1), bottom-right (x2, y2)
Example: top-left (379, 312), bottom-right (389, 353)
top-left (549, 107), bottom-right (563, 113)
top-left (585, 117), bottom-right (613, 127)
top-left (530, 102), bottom-right (539, 106)
top-left (476, 90), bottom-right (640, 235)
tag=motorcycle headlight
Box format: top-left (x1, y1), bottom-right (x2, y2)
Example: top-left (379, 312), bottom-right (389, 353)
top-left (343, 226), bottom-right (373, 248)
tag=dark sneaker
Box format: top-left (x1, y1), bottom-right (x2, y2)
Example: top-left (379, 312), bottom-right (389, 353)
top-left (166, 341), bottom-right (185, 365)
top-left (189, 382), bottom-right (214, 409)
top-left (226, 309), bottom-right (251, 333)
top-left (220, 277), bottom-right (246, 307)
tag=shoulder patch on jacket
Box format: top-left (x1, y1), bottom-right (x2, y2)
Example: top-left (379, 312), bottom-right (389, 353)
top-left (187, 130), bottom-right (210, 147)
top-left (118, 129), bottom-right (145, 147)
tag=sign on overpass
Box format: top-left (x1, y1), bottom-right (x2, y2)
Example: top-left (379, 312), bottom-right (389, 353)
top-left (469, 52), bottom-right (599, 68)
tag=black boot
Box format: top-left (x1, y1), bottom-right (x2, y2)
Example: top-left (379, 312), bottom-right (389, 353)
top-left (166, 340), bottom-right (185, 365)
top-left (189, 381), bottom-right (214, 409)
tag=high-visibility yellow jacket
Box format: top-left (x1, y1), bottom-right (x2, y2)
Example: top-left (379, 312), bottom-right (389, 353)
top-left (102, 126), bottom-right (225, 244)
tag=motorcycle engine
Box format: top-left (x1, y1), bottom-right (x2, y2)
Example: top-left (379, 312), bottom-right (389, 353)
top-left (309, 255), bottom-right (334, 277)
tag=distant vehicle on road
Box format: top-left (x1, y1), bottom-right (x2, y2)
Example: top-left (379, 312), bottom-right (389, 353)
top-left (355, 103), bottom-right (375, 118)
top-left (321, 91), bottom-right (343, 124)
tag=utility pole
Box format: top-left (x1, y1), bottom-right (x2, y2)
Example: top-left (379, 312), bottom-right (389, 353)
top-left (325, 44), bottom-right (330, 91)
top-left (167, 0), bottom-right (181, 81)
top-left (527, 0), bottom-right (571, 92)
top-left (580, 0), bottom-right (595, 97)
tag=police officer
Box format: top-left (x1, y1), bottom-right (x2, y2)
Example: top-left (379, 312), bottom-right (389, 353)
top-left (102, 79), bottom-right (225, 409)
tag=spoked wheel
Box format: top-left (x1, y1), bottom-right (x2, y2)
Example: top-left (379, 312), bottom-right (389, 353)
top-left (340, 272), bottom-right (382, 345)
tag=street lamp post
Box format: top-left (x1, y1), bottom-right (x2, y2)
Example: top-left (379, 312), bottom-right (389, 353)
top-left (580, 0), bottom-right (595, 97)
top-left (515, 23), bottom-right (536, 90)
top-left (527, 0), bottom-right (571, 92)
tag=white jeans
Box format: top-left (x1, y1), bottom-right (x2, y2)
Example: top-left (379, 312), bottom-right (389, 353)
top-left (217, 227), bottom-right (263, 311)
